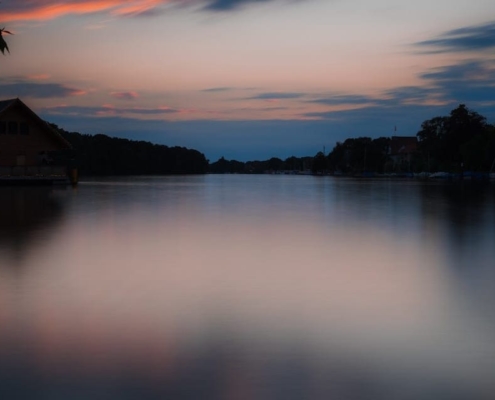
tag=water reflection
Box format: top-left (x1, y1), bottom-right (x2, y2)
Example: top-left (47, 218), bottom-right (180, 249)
top-left (0, 176), bottom-right (494, 399)
top-left (418, 183), bottom-right (495, 325)
top-left (0, 186), bottom-right (66, 268)
top-left (419, 182), bottom-right (495, 241)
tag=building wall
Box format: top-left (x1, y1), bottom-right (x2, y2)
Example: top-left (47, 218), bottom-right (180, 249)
top-left (0, 103), bottom-right (63, 166)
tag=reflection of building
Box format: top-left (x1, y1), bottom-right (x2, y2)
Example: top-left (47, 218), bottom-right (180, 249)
top-left (389, 136), bottom-right (417, 170)
top-left (0, 186), bottom-right (65, 267)
top-left (0, 98), bottom-right (75, 184)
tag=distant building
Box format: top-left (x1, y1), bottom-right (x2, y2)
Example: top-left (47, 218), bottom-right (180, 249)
top-left (389, 136), bottom-right (417, 170)
top-left (0, 98), bottom-right (75, 184)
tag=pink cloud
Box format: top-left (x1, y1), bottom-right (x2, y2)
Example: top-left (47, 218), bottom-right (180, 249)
top-left (70, 89), bottom-right (89, 96)
top-left (45, 104), bottom-right (181, 117)
top-left (110, 91), bottom-right (140, 100)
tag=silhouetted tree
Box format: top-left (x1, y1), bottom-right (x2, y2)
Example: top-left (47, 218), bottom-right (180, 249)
top-left (0, 27), bottom-right (12, 55)
top-left (460, 124), bottom-right (495, 171)
top-left (416, 104), bottom-right (488, 171)
top-left (209, 157), bottom-right (245, 173)
top-left (416, 116), bottom-right (448, 171)
top-left (267, 157), bottom-right (284, 171)
top-left (312, 151), bottom-right (327, 174)
top-left (285, 156), bottom-right (301, 171)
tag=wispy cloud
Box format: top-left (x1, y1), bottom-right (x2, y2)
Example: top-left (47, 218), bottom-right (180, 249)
top-left (420, 60), bottom-right (495, 104)
top-left (45, 104), bottom-right (179, 117)
top-left (2, 1), bottom-right (123, 23)
top-left (113, 0), bottom-right (169, 17)
top-left (299, 90), bottom-right (439, 121)
top-left (420, 60), bottom-right (495, 82)
top-left (416, 20), bottom-right (495, 53)
top-left (305, 87), bottom-right (441, 117)
top-left (1, 1), bottom-right (173, 22)
top-left (204, 0), bottom-right (271, 11)
top-left (248, 92), bottom-right (305, 100)
top-left (110, 91), bottom-right (140, 100)
top-left (2, 0), bottom-right (297, 22)
top-left (0, 78), bottom-right (86, 98)
top-left (201, 87), bottom-right (233, 92)
top-left (302, 57), bottom-right (495, 121)
top-left (309, 95), bottom-right (375, 106)
top-left (301, 103), bottom-right (446, 130)
top-left (382, 86), bottom-right (443, 106)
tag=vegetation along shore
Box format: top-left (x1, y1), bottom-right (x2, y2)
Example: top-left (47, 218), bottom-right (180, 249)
top-left (53, 104), bottom-right (494, 178)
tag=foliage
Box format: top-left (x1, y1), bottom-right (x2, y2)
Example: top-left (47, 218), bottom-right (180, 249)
top-left (209, 155), bottom-right (313, 174)
top-left (327, 136), bottom-right (391, 173)
top-left (416, 104), bottom-right (491, 171)
top-left (311, 151), bottom-right (327, 174)
top-left (51, 124), bottom-right (208, 176)
top-left (0, 27), bottom-right (13, 55)
top-left (209, 157), bottom-right (245, 173)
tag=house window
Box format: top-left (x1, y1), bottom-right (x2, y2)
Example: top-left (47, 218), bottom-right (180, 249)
top-left (0, 121), bottom-right (6, 134)
top-left (20, 122), bottom-right (29, 135)
top-left (8, 121), bottom-right (17, 134)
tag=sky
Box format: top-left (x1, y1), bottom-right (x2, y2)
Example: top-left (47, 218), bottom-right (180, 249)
top-left (1, 0), bottom-right (495, 161)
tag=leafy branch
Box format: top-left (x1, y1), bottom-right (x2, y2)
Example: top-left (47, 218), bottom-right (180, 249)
top-left (1, 27), bottom-right (13, 55)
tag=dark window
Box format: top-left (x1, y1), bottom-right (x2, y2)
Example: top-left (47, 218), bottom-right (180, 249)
top-left (20, 122), bottom-right (29, 135)
top-left (0, 121), bottom-right (6, 134)
top-left (8, 121), bottom-right (17, 134)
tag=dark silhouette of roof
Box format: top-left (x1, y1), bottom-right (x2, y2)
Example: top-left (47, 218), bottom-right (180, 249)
top-left (0, 98), bottom-right (16, 113)
top-left (0, 98), bottom-right (71, 149)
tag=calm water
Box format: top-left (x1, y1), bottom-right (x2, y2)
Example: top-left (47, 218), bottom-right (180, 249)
top-left (1, 175), bottom-right (494, 399)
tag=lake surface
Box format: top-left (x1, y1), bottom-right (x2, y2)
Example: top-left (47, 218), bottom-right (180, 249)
top-left (1, 175), bottom-right (494, 399)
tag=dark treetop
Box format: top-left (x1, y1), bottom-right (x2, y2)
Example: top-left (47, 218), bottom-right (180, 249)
top-left (52, 124), bottom-right (209, 176)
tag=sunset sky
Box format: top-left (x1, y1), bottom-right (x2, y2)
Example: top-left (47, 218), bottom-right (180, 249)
top-left (2, 0), bottom-right (495, 160)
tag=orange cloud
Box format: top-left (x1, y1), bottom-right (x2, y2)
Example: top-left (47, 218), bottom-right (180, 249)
top-left (114, 0), bottom-right (168, 16)
top-left (2, 1), bottom-right (174, 23)
top-left (3, 2), bottom-right (118, 23)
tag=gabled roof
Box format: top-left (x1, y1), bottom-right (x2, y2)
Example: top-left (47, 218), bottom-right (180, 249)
top-left (390, 136), bottom-right (417, 155)
top-left (0, 98), bottom-right (71, 149)
top-left (0, 99), bottom-right (16, 113)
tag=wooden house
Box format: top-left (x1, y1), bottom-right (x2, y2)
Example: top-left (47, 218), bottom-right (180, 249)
top-left (0, 98), bottom-right (76, 184)
top-left (389, 136), bottom-right (417, 171)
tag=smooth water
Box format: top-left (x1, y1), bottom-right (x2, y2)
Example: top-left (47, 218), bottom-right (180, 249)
top-left (1, 175), bottom-right (494, 399)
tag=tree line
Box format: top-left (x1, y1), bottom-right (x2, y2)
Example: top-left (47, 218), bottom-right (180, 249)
top-left (51, 124), bottom-right (209, 176)
top-left (210, 105), bottom-right (495, 175)
top-left (212, 104), bottom-right (494, 176)
top-left (48, 104), bottom-right (494, 177)
top-left (316, 105), bottom-right (494, 174)
top-left (208, 156), bottom-right (314, 174)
